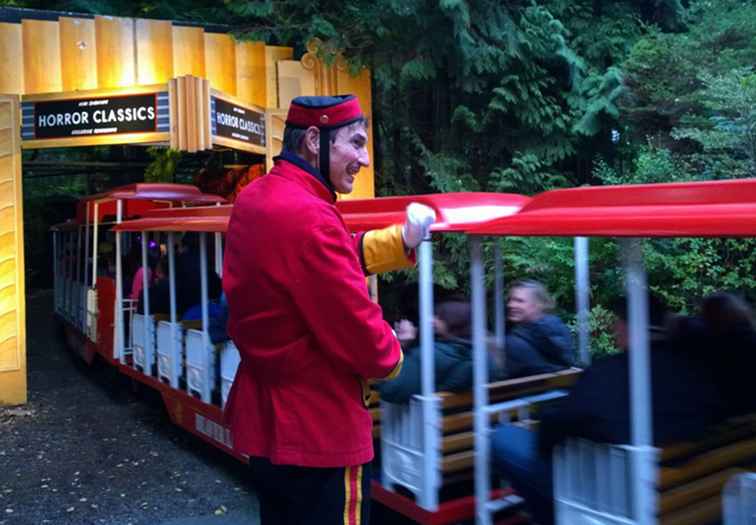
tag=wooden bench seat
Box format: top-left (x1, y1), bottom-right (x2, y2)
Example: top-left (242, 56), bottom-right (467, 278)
top-left (378, 368), bottom-right (581, 479)
top-left (370, 368), bottom-right (582, 444)
top-left (552, 420), bottom-right (756, 525)
top-left (376, 368), bottom-right (582, 511)
top-left (437, 368), bottom-right (581, 476)
top-left (655, 415), bottom-right (756, 525)
top-left (437, 368), bottom-right (583, 410)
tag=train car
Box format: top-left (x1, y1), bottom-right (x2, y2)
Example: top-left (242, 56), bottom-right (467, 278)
top-left (84, 190), bottom-right (544, 523)
top-left (51, 183), bottom-right (226, 366)
top-left (53, 178), bottom-right (756, 524)
top-left (100, 189), bottom-right (599, 524)
top-left (469, 177), bottom-right (756, 525)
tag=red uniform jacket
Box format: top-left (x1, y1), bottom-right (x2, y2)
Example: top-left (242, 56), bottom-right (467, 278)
top-left (223, 156), bottom-right (402, 468)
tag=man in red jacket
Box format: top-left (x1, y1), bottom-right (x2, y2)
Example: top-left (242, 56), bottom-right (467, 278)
top-left (223, 95), bottom-right (433, 524)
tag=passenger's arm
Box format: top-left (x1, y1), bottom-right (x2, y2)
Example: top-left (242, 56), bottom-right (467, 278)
top-left (440, 359), bottom-right (474, 393)
top-left (541, 325), bottom-right (575, 366)
top-left (537, 362), bottom-right (621, 455)
top-left (293, 223), bottom-right (403, 380)
top-left (377, 349), bottom-right (422, 403)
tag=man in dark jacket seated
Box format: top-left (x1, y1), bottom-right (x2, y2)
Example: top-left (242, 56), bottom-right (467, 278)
top-left (137, 233), bottom-right (223, 318)
top-left (671, 292), bottom-right (756, 417)
top-left (490, 293), bottom-right (730, 525)
top-left (378, 300), bottom-right (503, 403)
top-left (503, 279), bottom-right (574, 378)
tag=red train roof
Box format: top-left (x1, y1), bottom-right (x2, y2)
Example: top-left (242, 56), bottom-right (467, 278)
top-left (75, 183), bottom-right (226, 224)
top-left (113, 193), bottom-right (529, 233)
top-left (82, 183), bottom-right (226, 204)
top-left (471, 178), bottom-right (756, 237)
top-left (337, 192), bottom-right (530, 233)
top-left (113, 205), bottom-right (232, 232)
top-left (111, 179), bottom-right (756, 238)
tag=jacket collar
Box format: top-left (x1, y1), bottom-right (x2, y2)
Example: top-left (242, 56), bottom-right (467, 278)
top-left (273, 149), bottom-right (336, 201)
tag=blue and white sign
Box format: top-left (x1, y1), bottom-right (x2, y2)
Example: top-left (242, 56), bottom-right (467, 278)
top-left (22, 92), bottom-right (169, 141)
top-left (211, 96), bottom-right (265, 147)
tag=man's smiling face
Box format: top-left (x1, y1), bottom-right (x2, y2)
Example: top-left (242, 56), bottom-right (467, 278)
top-left (328, 122), bottom-right (370, 194)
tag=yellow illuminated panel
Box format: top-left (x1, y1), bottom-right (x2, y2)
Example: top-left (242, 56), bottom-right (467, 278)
top-left (136, 19), bottom-right (173, 85)
top-left (60, 17), bottom-right (97, 91)
top-left (95, 16), bottom-right (136, 88)
top-left (22, 19), bottom-right (62, 94)
top-left (0, 23), bottom-right (24, 95)
top-left (0, 96), bottom-right (26, 406)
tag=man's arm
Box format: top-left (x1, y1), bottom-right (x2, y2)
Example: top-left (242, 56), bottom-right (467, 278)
top-left (353, 203), bottom-right (437, 275)
top-left (355, 225), bottom-right (415, 275)
top-left (292, 222), bottom-right (403, 380)
top-left (537, 359), bottom-right (627, 455)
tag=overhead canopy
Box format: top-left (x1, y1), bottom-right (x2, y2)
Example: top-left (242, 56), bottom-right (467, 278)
top-left (111, 178), bottom-right (756, 238)
top-left (76, 183), bottom-right (226, 224)
top-left (471, 178), bottom-right (756, 238)
top-left (82, 183), bottom-right (226, 204)
top-left (113, 204), bottom-right (232, 233)
top-left (50, 220), bottom-right (81, 232)
top-left (337, 192), bottom-right (530, 233)
top-left (113, 193), bottom-right (530, 234)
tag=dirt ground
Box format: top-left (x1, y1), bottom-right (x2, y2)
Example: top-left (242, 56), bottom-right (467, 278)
top-left (0, 291), bottom-right (258, 525)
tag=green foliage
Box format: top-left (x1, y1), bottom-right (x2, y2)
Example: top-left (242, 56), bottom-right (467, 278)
top-left (572, 67), bottom-right (624, 136)
top-left (606, 0), bottom-right (756, 312)
top-left (9, 0), bottom-right (756, 321)
top-left (490, 153), bottom-right (570, 195)
top-left (672, 68), bottom-right (756, 177)
top-left (23, 172), bottom-right (88, 289)
top-left (594, 142), bottom-right (690, 185)
top-left (568, 304), bottom-right (620, 359)
top-left (502, 236), bottom-right (577, 309)
top-left (645, 237), bottom-right (756, 312)
top-left (144, 148), bottom-right (182, 183)
top-left (621, 0), bottom-right (756, 145)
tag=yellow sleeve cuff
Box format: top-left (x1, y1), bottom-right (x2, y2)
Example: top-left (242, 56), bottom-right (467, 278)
top-left (384, 349), bottom-right (404, 380)
top-left (361, 224), bottom-right (415, 275)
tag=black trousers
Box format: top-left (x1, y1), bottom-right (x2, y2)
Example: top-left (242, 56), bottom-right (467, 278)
top-left (249, 457), bottom-right (371, 525)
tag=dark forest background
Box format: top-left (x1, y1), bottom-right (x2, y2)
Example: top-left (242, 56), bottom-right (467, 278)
top-left (7, 0), bottom-right (756, 354)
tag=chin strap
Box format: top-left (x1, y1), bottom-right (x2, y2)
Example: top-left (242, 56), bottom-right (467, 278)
top-left (319, 128), bottom-right (334, 192)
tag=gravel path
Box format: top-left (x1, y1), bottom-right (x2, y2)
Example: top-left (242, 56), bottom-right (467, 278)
top-left (0, 291), bottom-right (258, 525)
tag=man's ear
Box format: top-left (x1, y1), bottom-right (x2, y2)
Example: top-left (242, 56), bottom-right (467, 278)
top-left (304, 126), bottom-right (320, 156)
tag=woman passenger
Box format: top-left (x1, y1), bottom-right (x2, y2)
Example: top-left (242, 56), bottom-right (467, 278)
top-left (377, 300), bottom-right (503, 403)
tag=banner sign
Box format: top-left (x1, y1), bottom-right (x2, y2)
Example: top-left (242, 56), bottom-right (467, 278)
top-left (211, 96), bottom-right (266, 147)
top-left (22, 93), bottom-right (169, 141)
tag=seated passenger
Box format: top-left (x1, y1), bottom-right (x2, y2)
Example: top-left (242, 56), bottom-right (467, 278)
top-left (137, 233), bottom-right (222, 317)
top-left (672, 291), bottom-right (756, 417)
top-left (490, 293), bottom-right (728, 525)
top-left (182, 292), bottom-right (230, 345)
top-left (127, 244), bottom-right (159, 301)
top-left (377, 300), bottom-right (503, 403)
top-left (503, 279), bottom-right (574, 378)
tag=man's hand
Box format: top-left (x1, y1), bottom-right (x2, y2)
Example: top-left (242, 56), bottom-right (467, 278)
top-left (402, 203), bottom-right (436, 249)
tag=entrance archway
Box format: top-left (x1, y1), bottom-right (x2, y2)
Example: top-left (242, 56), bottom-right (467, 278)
top-left (0, 8), bottom-right (375, 405)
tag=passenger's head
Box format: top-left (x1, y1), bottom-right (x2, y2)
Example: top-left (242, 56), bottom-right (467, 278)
top-left (507, 280), bottom-right (554, 324)
top-left (434, 301), bottom-right (472, 340)
top-left (701, 292), bottom-right (755, 334)
top-left (180, 232), bottom-right (200, 253)
top-left (283, 95), bottom-right (369, 194)
top-left (609, 292), bottom-right (668, 351)
top-left (154, 256), bottom-right (167, 281)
